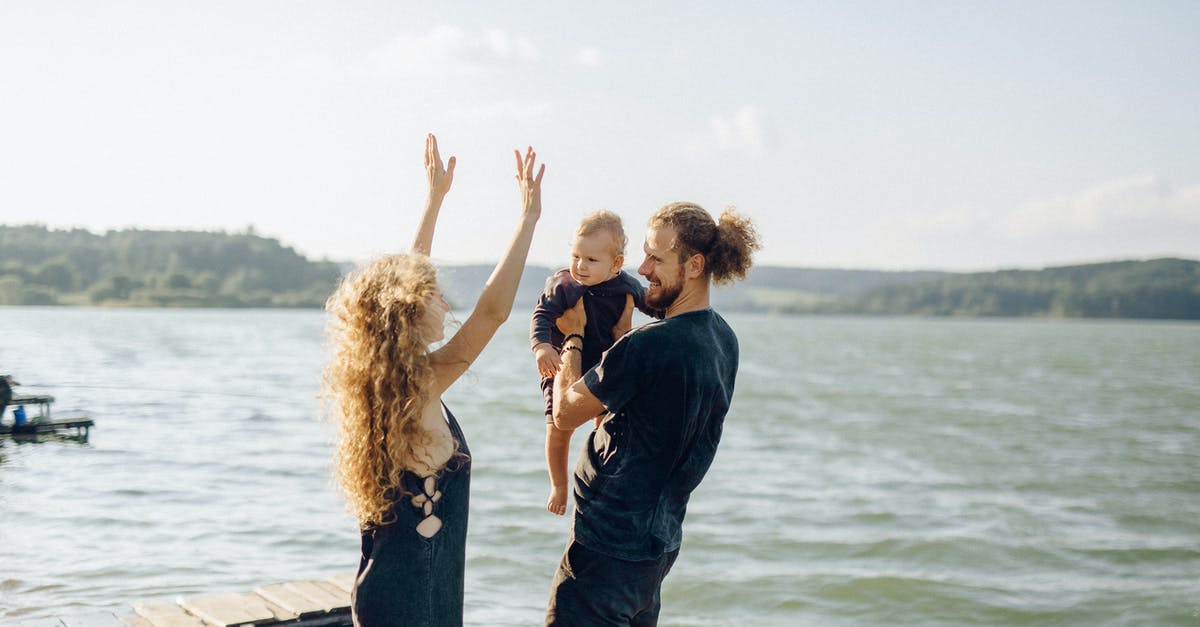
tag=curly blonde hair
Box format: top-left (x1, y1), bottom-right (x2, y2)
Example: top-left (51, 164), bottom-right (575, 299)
top-left (323, 253), bottom-right (452, 528)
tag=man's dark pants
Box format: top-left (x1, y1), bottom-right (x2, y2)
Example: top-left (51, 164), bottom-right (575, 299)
top-left (545, 539), bottom-right (680, 626)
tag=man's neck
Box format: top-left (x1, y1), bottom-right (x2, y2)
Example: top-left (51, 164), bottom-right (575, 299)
top-left (664, 280), bottom-right (710, 318)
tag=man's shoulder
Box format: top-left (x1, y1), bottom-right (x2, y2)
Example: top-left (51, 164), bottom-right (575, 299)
top-left (620, 317), bottom-right (672, 346)
top-left (700, 309), bottom-right (737, 342)
top-left (657, 310), bottom-right (736, 343)
top-left (613, 271), bottom-right (645, 294)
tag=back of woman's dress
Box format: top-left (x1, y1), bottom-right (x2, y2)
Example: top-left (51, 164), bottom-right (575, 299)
top-left (352, 402), bottom-right (471, 627)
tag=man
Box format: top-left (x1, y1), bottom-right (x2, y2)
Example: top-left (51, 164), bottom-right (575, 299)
top-left (0, 375), bottom-right (16, 420)
top-left (546, 201), bottom-right (760, 626)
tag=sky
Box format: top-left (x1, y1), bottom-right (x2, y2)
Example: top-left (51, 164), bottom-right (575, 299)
top-left (1, 1), bottom-right (1197, 271)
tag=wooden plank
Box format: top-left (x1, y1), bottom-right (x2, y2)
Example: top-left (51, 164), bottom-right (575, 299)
top-left (178, 592), bottom-right (277, 626)
top-left (254, 580), bottom-right (347, 616)
top-left (59, 613), bottom-right (126, 627)
top-left (311, 581), bottom-right (351, 606)
top-left (323, 573), bottom-right (355, 594)
top-left (12, 394), bottom-right (55, 404)
top-left (124, 617), bottom-right (154, 627)
top-left (131, 601), bottom-right (206, 627)
top-left (256, 599), bottom-right (298, 623)
top-left (289, 581), bottom-right (348, 612)
top-left (252, 583), bottom-right (315, 617)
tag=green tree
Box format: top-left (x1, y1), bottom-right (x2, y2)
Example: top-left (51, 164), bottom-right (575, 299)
top-left (32, 262), bottom-right (76, 292)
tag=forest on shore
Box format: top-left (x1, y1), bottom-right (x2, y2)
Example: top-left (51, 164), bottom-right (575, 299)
top-left (2, 225), bottom-right (1197, 319)
top-left (0, 225), bottom-right (342, 308)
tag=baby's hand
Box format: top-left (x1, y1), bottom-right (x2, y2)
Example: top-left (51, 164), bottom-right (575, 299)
top-left (534, 343), bottom-right (562, 378)
top-left (547, 486), bottom-right (568, 516)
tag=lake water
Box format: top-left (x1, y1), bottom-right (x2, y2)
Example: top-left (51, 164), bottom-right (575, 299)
top-left (1, 308), bottom-right (1198, 626)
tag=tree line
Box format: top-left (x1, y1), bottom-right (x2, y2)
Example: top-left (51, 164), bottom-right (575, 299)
top-left (3, 224), bottom-right (1197, 318)
top-left (841, 258), bottom-right (1200, 319)
top-left (709, 258), bottom-right (1200, 319)
top-left (0, 225), bottom-right (342, 307)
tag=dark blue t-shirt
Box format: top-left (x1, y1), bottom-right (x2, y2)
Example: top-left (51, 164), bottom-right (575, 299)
top-left (576, 308), bottom-right (739, 561)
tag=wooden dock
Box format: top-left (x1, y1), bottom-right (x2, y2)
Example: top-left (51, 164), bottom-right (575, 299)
top-left (1, 394), bottom-right (94, 441)
top-left (0, 417), bottom-right (95, 440)
top-left (17, 573), bottom-right (355, 627)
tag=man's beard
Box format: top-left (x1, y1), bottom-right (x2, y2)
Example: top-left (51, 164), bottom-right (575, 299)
top-left (645, 267), bottom-right (685, 310)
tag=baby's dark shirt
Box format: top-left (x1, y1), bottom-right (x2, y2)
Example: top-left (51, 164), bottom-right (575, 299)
top-left (530, 269), bottom-right (661, 372)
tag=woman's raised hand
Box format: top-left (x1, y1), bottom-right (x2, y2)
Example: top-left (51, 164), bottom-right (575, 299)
top-left (514, 146), bottom-right (545, 220)
top-left (425, 133), bottom-right (456, 198)
top-left (412, 133), bottom-right (455, 256)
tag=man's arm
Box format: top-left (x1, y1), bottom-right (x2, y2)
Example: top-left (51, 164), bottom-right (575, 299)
top-left (552, 299), bottom-right (606, 430)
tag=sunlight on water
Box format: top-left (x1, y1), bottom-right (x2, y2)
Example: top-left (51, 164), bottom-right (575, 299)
top-left (1, 308), bottom-right (1198, 625)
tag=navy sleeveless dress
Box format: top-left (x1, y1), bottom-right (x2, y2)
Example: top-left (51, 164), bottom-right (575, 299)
top-left (352, 402), bottom-right (472, 627)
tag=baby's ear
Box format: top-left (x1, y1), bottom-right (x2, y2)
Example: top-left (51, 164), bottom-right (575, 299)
top-left (612, 254), bottom-right (624, 272)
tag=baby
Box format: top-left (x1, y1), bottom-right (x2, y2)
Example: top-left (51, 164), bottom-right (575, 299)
top-left (530, 210), bottom-right (661, 515)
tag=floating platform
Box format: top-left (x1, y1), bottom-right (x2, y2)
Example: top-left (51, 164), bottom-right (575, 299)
top-left (18, 573), bottom-right (355, 626)
top-left (0, 417), bottom-right (95, 440)
top-left (1, 394), bottom-right (94, 441)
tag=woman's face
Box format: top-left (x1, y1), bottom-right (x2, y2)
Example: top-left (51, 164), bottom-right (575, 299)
top-left (420, 286), bottom-right (450, 344)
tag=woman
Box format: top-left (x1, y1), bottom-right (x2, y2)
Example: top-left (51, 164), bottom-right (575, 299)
top-left (324, 134), bottom-right (544, 626)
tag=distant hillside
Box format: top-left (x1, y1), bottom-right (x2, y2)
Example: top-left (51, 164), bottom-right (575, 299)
top-left (709, 266), bottom-right (948, 313)
top-left (432, 265), bottom-right (950, 314)
top-left (848, 258), bottom-right (1200, 319)
top-left (437, 259), bottom-right (1200, 319)
top-left (0, 224), bottom-right (340, 307)
top-left (3, 225), bottom-right (1196, 319)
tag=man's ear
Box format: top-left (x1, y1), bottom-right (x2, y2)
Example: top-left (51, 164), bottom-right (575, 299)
top-left (685, 253), bottom-right (705, 279)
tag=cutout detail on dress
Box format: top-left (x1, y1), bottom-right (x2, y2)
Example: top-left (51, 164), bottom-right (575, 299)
top-left (413, 472), bottom-right (443, 538)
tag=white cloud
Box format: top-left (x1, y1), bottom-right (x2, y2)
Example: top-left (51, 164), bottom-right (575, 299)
top-left (1003, 174), bottom-right (1198, 238)
top-left (576, 47), bottom-right (604, 68)
top-left (885, 175), bottom-right (1200, 268)
top-left (682, 106), bottom-right (775, 158)
top-left (354, 25), bottom-right (537, 77)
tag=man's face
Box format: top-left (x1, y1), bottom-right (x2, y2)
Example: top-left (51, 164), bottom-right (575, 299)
top-left (638, 226), bottom-right (685, 310)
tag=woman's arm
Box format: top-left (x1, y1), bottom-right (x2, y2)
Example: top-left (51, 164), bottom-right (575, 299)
top-left (429, 146), bottom-right (544, 392)
top-left (412, 133), bottom-right (456, 256)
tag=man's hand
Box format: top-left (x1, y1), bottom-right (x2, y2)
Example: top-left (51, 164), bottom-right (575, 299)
top-left (555, 298), bottom-right (586, 336)
top-left (612, 294), bottom-right (634, 339)
top-left (534, 343), bottom-right (562, 378)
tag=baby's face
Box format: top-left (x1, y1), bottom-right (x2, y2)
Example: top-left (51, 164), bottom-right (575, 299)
top-left (569, 232), bottom-right (623, 287)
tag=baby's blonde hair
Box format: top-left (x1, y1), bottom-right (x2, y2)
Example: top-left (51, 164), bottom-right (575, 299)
top-left (575, 210), bottom-right (626, 257)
